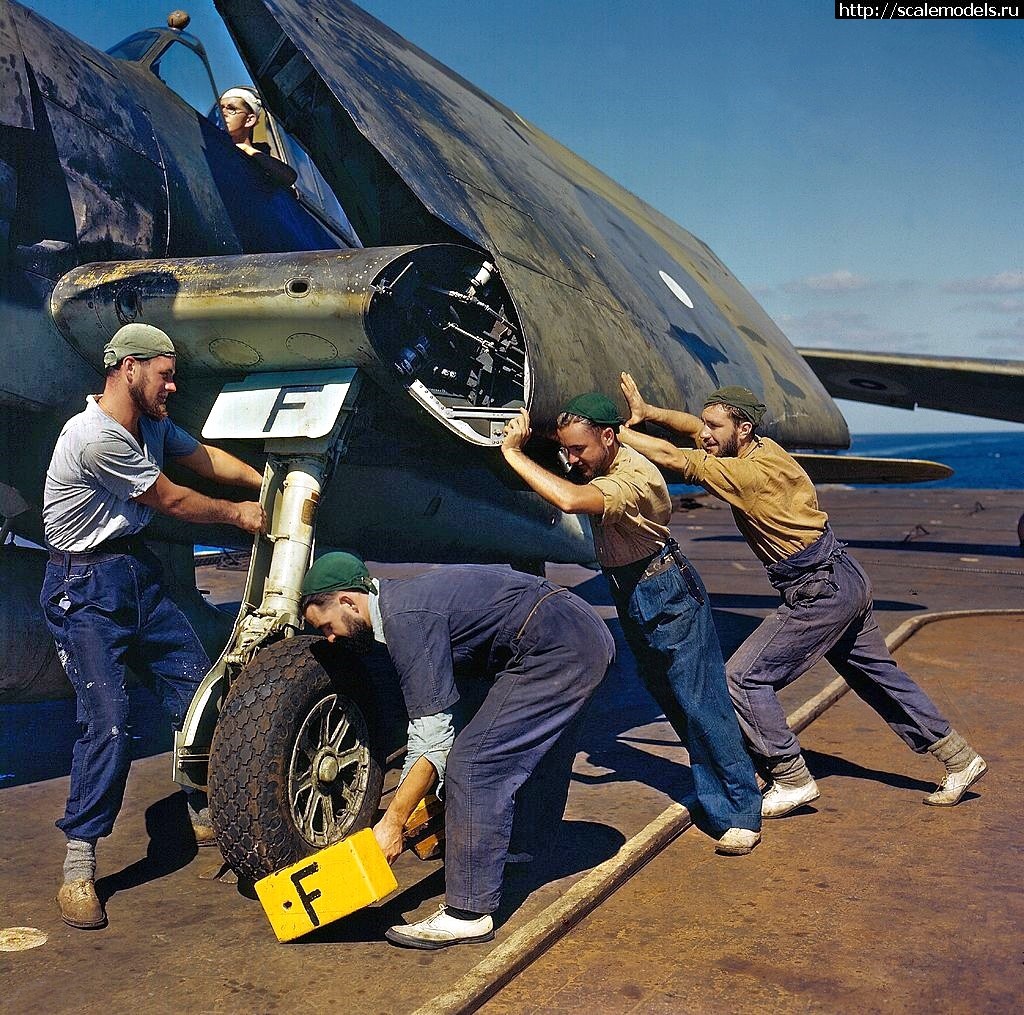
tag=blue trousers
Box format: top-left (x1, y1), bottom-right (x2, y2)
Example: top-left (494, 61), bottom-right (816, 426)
top-left (442, 590), bottom-right (614, 913)
top-left (610, 550), bottom-right (762, 836)
top-left (727, 528), bottom-right (950, 763)
top-left (40, 549), bottom-right (210, 842)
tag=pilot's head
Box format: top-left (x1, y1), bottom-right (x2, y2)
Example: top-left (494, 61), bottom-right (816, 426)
top-left (300, 552), bottom-right (377, 655)
top-left (219, 86), bottom-right (263, 144)
top-left (102, 323), bottom-right (177, 421)
top-left (699, 386), bottom-right (766, 458)
top-left (555, 392), bottom-right (623, 481)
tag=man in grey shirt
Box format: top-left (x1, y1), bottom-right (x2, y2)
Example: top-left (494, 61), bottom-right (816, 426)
top-left (41, 323), bottom-right (265, 930)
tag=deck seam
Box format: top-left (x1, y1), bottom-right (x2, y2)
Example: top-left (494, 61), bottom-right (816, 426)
top-left (413, 607), bottom-right (1024, 1015)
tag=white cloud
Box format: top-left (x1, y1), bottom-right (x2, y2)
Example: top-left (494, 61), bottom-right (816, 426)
top-left (942, 270), bottom-right (1024, 294)
top-left (778, 310), bottom-right (929, 351)
top-left (781, 269), bottom-right (873, 295)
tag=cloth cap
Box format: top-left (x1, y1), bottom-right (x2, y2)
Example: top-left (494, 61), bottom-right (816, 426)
top-left (102, 323), bottom-right (176, 368)
top-left (559, 391), bottom-right (623, 428)
top-left (301, 552), bottom-right (376, 597)
top-left (704, 386), bottom-right (767, 427)
top-left (220, 86), bottom-right (262, 119)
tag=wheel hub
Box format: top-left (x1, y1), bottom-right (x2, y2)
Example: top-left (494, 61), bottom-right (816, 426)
top-left (316, 751), bottom-right (341, 785)
top-left (288, 692), bottom-right (375, 848)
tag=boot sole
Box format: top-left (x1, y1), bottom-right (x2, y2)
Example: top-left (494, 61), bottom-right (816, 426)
top-left (58, 909), bottom-right (107, 930)
top-left (385, 927), bottom-right (495, 950)
top-left (922, 761), bottom-right (988, 806)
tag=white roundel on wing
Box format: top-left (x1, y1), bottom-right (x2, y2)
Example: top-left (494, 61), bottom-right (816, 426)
top-left (659, 270), bottom-right (694, 308)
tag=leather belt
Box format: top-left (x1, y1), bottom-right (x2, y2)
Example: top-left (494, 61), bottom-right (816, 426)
top-left (604, 539), bottom-right (703, 603)
top-left (48, 536), bottom-right (144, 565)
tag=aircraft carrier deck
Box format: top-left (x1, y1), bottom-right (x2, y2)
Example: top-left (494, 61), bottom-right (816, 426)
top-left (2, 487), bottom-right (1021, 1013)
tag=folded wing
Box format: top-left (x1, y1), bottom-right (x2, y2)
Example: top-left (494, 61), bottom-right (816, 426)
top-left (798, 349), bottom-right (1024, 425)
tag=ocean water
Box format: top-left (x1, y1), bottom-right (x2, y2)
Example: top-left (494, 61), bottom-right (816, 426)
top-left (667, 430), bottom-right (1024, 493)
top-left (840, 431), bottom-right (1024, 489)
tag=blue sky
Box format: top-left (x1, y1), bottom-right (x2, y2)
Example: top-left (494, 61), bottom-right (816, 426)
top-left (26, 1), bottom-right (1024, 433)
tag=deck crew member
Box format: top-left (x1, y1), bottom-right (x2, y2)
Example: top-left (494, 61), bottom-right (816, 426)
top-left (41, 323), bottom-right (266, 930)
top-left (300, 553), bottom-right (614, 950)
top-left (617, 374), bottom-right (987, 817)
top-left (500, 394), bottom-right (762, 856)
top-left (218, 86), bottom-right (298, 189)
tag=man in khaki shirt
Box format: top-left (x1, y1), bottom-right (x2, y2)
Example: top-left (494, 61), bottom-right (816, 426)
top-left (618, 375), bottom-right (987, 817)
top-left (502, 393), bottom-right (762, 856)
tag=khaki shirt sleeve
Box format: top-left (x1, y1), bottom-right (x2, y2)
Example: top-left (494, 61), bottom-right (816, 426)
top-left (674, 449), bottom-right (764, 511)
top-left (589, 473), bottom-right (640, 525)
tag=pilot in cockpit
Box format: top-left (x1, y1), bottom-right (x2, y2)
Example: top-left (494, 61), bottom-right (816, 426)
top-left (218, 86), bottom-right (298, 190)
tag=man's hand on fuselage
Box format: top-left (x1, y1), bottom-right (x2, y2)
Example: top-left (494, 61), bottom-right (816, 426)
top-left (619, 372), bottom-right (650, 427)
top-left (500, 408), bottom-right (604, 516)
top-left (619, 372), bottom-right (703, 438)
top-left (500, 407), bottom-right (532, 455)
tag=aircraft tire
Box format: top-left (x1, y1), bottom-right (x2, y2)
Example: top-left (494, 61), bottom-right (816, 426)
top-left (208, 635), bottom-right (385, 882)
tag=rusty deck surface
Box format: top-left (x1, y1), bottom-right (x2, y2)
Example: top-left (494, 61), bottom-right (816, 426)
top-left (1, 488), bottom-right (1021, 1013)
top-left (482, 611), bottom-right (1024, 1014)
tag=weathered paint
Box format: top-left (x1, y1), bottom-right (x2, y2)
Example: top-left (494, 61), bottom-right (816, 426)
top-left (215, 0), bottom-right (850, 448)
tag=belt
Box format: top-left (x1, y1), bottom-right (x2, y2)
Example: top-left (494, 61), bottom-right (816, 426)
top-left (604, 549), bottom-right (663, 594)
top-left (604, 539), bottom-right (705, 604)
top-left (48, 536), bottom-right (144, 565)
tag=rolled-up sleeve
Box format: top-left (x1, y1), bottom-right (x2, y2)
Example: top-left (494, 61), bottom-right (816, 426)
top-left (673, 448), bottom-right (762, 510)
top-left (400, 712), bottom-right (456, 792)
top-left (589, 474), bottom-right (637, 525)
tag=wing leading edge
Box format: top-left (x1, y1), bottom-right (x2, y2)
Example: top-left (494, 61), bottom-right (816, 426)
top-left (798, 349), bottom-right (1024, 425)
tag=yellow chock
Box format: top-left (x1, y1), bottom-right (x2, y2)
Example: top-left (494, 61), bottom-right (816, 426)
top-left (254, 828), bottom-right (398, 942)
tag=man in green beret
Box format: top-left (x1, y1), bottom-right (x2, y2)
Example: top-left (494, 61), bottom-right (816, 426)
top-left (617, 373), bottom-right (986, 817)
top-left (41, 323), bottom-right (266, 929)
top-left (501, 396), bottom-right (763, 856)
top-left (300, 551), bottom-right (614, 948)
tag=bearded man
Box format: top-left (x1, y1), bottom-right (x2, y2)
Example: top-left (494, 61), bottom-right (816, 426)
top-left (41, 323), bottom-right (265, 929)
top-left (617, 374), bottom-right (986, 819)
top-left (300, 553), bottom-right (614, 949)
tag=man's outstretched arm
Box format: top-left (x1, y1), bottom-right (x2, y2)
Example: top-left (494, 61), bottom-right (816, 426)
top-left (134, 473), bottom-right (265, 533)
top-left (620, 372), bottom-right (703, 437)
top-left (617, 427), bottom-right (695, 474)
top-left (500, 409), bottom-right (604, 515)
top-left (174, 444), bottom-right (263, 490)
